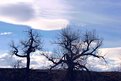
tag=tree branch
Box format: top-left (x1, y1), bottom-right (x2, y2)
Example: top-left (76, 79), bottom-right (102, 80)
top-left (10, 41), bottom-right (27, 57)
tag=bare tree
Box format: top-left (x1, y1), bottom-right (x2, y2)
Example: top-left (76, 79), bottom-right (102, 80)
top-left (10, 29), bottom-right (42, 71)
top-left (12, 60), bottom-right (24, 68)
top-left (43, 27), bottom-right (104, 81)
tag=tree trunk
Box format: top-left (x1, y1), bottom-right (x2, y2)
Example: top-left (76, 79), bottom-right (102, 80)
top-left (66, 65), bottom-right (75, 81)
top-left (26, 54), bottom-right (30, 71)
top-left (25, 54), bottom-right (30, 81)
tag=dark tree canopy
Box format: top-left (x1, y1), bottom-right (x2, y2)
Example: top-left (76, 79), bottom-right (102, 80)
top-left (10, 29), bottom-right (42, 70)
top-left (43, 27), bottom-right (104, 81)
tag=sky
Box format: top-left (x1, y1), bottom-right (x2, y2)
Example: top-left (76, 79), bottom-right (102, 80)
top-left (0, 0), bottom-right (121, 71)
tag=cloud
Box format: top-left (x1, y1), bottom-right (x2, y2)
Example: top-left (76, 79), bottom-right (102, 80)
top-left (0, 3), bottom-right (35, 21)
top-left (0, 0), bottom-right (121, 30)
top-left (26, 18), bottom-right (69, 30)
top-left (30, 51), bottom-right (53, 69)
top-left (0, 1), bottom-right (69, 30)
top-left (0, 50), bottom-right (53, 69)
top-left (99, 47), bottom-right (121, 61)
top-left (0, 53), bottom-right (15, 68)
top-left (87, 47), bottom-right (121, 71)
top-left (0, 47), bottom-right (121, 71)
top-left (65, 0), bottom-right (121, 26)
top-left (0, 32), bottom-right (12, 36)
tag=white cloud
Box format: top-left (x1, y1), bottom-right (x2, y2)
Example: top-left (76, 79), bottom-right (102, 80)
top-left (0, 0), bottom-right (69, 30)
top-left (0, 0), bottom-right (33, 4)
top-left (0, 50), bottom-right (53, 69)
top-left (87, 47), bottom-right (121, 71)
top-left (0, 0), bottom-right (120, 30)
top-left (99, 47), bottom-right (121, 61)
top-left (0, 47), bottom-right (121, 71)
top-left (0, 32), bottom-right (12, 36)
top-left (0, 53), bottom-right (15, 68)
top-left (30, 50), bottom-right (53, 69)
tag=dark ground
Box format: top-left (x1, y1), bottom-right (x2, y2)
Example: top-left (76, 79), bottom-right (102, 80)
top-left (0, 68), bottom-right (121, 81)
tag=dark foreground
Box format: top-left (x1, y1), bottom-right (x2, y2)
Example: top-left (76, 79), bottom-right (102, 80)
top-left (0, 68), bottom-right (121, 81)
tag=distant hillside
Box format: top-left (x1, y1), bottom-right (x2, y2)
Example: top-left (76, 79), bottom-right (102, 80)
top-left (0, 68), bottom-right (121, 81)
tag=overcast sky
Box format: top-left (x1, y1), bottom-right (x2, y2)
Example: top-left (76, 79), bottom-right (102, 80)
top-left (0, 0), bottom-right (121, 71)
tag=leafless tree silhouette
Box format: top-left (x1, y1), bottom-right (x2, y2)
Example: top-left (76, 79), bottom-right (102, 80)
top-left (12, 60), bottom-right (24, 68)
top-left (43, 27), bottom-right (104, 81)
top-left (10, 29), bottom-right (43, 71)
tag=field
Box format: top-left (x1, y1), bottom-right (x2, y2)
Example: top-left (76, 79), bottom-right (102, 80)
top-left (0, 68), bottom-right (121, 81)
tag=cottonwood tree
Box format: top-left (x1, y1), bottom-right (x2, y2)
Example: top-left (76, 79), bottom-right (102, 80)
top-left (43, 27), bottom-right (104, 81)
top-left (10, 29), bottom-right (42, 71)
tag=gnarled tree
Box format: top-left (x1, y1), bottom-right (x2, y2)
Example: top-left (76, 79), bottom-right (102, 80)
top-left (10, 29), bottom-right (42, 71)
top-left (43, 27), bottom-right (104, 81)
